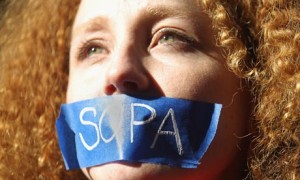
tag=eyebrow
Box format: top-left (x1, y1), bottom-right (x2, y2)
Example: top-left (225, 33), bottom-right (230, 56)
top-left (72, 17), bottom-right (109, 39)
top-left (72, 3), bottom-right (204, 39)
top-left (144, 5), bottom-right (192, 19)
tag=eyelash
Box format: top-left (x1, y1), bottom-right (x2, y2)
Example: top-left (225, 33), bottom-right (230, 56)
top-left (150, 28), bottom-right (198, 50)
top-left (76, 29), bottom-right (198, 61)
top-left (76, 40), bottom-right (108, 61)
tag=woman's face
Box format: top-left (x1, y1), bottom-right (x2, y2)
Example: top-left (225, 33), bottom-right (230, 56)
top-left (67, 0), bottom-right (250, 179)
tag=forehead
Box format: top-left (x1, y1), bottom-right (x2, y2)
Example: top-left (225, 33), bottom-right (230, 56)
top-left (73, 0), bottom-right (203, 30)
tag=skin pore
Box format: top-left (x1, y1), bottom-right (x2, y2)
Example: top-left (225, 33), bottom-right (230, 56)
top-left (67, 0), bottom-right (251, 179)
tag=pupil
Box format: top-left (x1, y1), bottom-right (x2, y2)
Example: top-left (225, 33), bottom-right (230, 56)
top-left (88, 47), bottom-right (100, 56)
top-left (164, 35), bottom-right (173, 41)
top-left (159, 34), bottom-right (174, 44)
top-left (91, 47), bottom-right (97, 52)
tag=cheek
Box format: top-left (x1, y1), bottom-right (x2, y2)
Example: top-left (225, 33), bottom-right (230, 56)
top-left (66, 65), bottom-right (106, 103)
top-left (193, 84), bottom-right (250, 176)
top-left (149, 60), bottom-right (240, 105)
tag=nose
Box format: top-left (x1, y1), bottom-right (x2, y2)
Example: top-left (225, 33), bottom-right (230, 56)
top-left (103, 46), bottom-right (150, 95)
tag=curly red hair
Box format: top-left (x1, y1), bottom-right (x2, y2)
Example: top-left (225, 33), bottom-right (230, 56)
top-left (0, 0), bottom-right (299, 179)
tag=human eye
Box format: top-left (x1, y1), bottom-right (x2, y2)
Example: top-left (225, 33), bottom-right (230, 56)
top-left (150, 28), bottom-right (199, 51)
top-left (76, 39), bottom-right (109, 61)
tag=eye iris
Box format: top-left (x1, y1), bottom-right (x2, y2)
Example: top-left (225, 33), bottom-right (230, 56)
top-left (87, 46), bottom-right (103, 56)
top-left (159, 34), bottom-right (175, 44)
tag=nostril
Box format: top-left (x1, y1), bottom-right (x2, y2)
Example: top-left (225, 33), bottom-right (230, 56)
top-left (123, 81), bottom-right (138, 91)
top-left (104, 81), bottom-right (140, 95)
top-left (105, 84), bottom-right (117, 95)
top-left (104, 60), bottom-right (150, 95)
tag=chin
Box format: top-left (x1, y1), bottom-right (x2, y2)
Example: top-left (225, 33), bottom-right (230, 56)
top-left (82, 162), bottom-right (201, 180)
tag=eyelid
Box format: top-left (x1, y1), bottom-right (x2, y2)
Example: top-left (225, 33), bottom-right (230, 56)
top-left (75, 39), bottom-right (109, 61)
top-left (150, 27), bottom-right (199, 49)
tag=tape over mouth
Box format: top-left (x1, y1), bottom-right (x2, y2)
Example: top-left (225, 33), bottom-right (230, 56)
top-left (56, 95), bottom-right (222, 170)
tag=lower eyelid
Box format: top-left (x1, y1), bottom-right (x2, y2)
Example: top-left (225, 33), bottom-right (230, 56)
top-left (79, 53), bottom-right (108, 65)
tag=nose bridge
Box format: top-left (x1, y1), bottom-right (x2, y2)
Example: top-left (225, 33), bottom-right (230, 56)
top-left (104, 34), bottom-right (149, 95)
top-left (111, 10), bottom-right (140, 69)
top-left (110, 1), bottom-right (142, 69)
top-left (109, 43), bottom-right (142, 82)
top-left (111, 29), bottom-right (143, 73)
top-left (114, 36), bottom-right (140, 66)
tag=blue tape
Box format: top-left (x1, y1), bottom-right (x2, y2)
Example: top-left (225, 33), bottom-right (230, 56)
top-left (56, 95), bottom-right (222, 170)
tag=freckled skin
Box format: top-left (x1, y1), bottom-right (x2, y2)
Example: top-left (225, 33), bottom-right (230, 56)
top-left (67, 0), bottom-right (251, 179)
